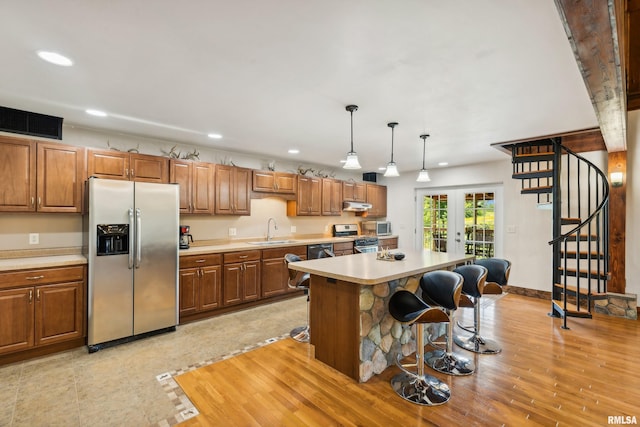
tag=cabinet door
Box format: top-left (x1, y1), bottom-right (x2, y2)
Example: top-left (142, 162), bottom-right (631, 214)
top-left (36, 143), bottom-right (84, 213)
top-left (0, 287), bottom-right (34, 355)
top-left (200, 265), bottom-right (222, 310)
top-left (0, 137), bottom-right (36, 212)
top-left (215, 165), bottom-right (233, 215)
top-left (222, 263), bottom-right (243, 306)
top-left (233, 167), bottom-right (251, 215)
top-left (34, 281), bottom-right (83, 347)
top-left (178, 267), bottom-right (198, 316)
top-left (274, 173), bottom-right (296, 194)
top-left (87, 148), bottom-right (130, 180)
top-left (243, 261), bottom-right (260, 301)
top-left (261, 258), bottom-right (287, 298)
top-left (170, 160), bottom-right (192, 213)
top-left (354, 183), bottom-right (367, 202)
top-left (253, 171), bottom-right (276, 192)
top-left (322, 178), bottom-right (342, 216)
top-left (130, 153), bottom-right (168, 183)
top-left (366, 184), bottom-right (387, 217)
top-left (192, 162), bottom-right (214, 214)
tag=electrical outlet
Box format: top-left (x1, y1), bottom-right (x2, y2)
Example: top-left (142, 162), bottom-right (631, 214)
top-left (228, 227), bottom-right (237, 237)
top-left (29, 233), bottom-right (39, 245)
top-left (506, 225), bottom-right (516, 233)
top-left (290, 226), bottom-right (297, 233)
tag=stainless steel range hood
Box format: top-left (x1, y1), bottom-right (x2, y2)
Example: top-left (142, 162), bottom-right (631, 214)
top-left (342, 201), bottom-right (372, 212)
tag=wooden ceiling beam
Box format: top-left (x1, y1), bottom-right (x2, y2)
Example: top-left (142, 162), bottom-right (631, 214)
top-left (554, 0), bottom-right (627, 152)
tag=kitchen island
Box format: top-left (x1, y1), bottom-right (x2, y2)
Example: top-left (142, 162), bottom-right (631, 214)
top-left (288, 250), bottom-right (474, 382)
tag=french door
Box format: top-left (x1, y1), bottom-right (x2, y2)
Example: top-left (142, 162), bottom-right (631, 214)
top-left (416, 186), bottom-right (502, 259)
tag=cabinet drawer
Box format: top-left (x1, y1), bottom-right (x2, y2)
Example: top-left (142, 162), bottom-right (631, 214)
top-left (180, 254), bottom-right (223, 269)
top-left (0, 265), bottom-right (85, 290)
top-left (224, 250), bottom-right (261, 264)
top-left (261, 245), bottom-right (306, 260)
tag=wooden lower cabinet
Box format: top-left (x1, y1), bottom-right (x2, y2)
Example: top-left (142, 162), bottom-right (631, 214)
top-left (333, 241), bottom-right (354, 256)
top-left (378, 237), bottom-right (398, 250)
top-left (0, 265), bottom-right (85, 357)
top-left (261, 246), bottom-right (307, 298)
top-left (179, 254), bottom-right (222, 318)
top-left (223, 250), bottom-right (261, 306)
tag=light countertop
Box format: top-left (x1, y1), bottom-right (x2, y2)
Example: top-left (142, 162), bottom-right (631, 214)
top-left (0, 255), bottom-right (87, 272)
top-left (287, 250), bottom-right (474, 285)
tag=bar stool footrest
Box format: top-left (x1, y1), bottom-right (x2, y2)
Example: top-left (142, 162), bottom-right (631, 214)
top-left (390, 372), bottom-right (451, 406)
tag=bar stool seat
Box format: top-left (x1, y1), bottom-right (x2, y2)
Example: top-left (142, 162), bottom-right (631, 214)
top-left (285, 254), bottom-right (310, 342)
top-left (420, 270), bottom-right (475, 376)
top-left (453, 264), bottom-right (502, 354)
top-left (388, 290), bottom-right (451, 405)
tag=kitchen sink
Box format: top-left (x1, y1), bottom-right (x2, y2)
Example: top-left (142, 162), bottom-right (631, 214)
top-left (247, 240), bottom-right (297, 245)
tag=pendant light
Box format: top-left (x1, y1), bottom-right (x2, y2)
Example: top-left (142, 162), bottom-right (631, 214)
top-left (383, 122), bottom-right (399, 177)
top-left (416, 133), bottom-right (431, 182)
top-left (343, 105), bottom-right (362, 169)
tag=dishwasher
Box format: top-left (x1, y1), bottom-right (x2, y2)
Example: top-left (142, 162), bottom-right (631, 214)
top-left (307, 243), bottom-right (334, 259)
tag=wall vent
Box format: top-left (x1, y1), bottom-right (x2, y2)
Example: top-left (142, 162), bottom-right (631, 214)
top-left (0, 106), bottom-right (63, 140)
top-left (362, 172), bottom-right (377, 182)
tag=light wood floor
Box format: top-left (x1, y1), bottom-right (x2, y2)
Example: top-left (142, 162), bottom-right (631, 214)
top-left (176, 293), bottom-right (640, 426)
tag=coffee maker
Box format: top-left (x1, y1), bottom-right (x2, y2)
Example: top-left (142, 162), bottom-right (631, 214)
top-left (179, 225), bottom-right (193, 249)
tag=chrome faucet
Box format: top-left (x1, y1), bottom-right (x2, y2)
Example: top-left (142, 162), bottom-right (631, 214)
top-left (267, 217), bottom-right (278, 241)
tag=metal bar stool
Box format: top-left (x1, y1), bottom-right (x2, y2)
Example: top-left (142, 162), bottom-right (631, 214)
top-left (284, 254), bottom-right (310, 342)
top-left (453, 264), bottom-right (502, 354)
top-left (420, 270), bottom-right (475, 376)
top-left (388, 290), bottom-right (451, 405)
top-left (474, 258), bottom-right (512, 294)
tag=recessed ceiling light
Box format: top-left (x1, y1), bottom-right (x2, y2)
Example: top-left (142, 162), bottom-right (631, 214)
top-left (378, 167), bottom-right (386, 171)
top-left (339, 159), bottom-right (347, 163)
top-left (438, 162), bottom-right (449, 166)
top-left (288, 149), bottom-right (300, 154)
top-left (207, 133), bottom-right (222, 139)
top-left (86, 109), bottom-right (107, 117)
top-left (37, 51), bottom-right (73, 66)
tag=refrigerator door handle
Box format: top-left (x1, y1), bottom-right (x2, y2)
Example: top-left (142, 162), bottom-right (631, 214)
top-left (128, 208), bottom-right (134, 269)
top-left (135, 208), bottom-right (142, 268)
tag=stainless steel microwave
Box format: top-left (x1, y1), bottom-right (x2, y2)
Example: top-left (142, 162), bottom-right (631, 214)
top-left (362, 221), bottom-right (392, 236)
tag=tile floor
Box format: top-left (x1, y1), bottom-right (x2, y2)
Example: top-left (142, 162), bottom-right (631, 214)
top-left (0, 296), bottom-right (307, 427)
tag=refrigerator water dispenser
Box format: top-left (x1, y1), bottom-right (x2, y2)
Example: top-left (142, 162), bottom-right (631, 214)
top-left (97, 224), bottom-right (129, 256)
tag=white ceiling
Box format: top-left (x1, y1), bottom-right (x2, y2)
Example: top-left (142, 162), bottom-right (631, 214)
top-left (0, 0), bottom-right (598, 173)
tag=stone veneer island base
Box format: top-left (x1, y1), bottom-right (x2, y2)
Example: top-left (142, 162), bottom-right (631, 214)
top-left (288, 250), bottom-right (474, 382)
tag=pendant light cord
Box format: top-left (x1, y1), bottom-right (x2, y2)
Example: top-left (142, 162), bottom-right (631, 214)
top-left (420, 134), bottom-right (430, 169)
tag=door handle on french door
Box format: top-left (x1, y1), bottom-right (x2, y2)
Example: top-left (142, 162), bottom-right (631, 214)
top-left (135, 208), bottom-right (142, 268)
top-left (128, 208), bottom-right (134, 269)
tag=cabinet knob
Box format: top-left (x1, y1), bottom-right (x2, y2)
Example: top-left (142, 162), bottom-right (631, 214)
top-left (26, 275), bottom-right (45, 280)
top-left (195, 259), bottom-right (206, 263)
top-left (36, 289), bottom-right (41, 301)
top-left (29, 289), bottom-right (33, 303)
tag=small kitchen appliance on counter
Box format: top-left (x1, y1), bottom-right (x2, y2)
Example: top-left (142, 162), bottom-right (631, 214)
top-left (180, 225), bottom-right (193, 249)
top-left (362, 220), bottom-right (392, 236)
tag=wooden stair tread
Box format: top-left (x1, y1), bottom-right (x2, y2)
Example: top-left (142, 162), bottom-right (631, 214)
top-left (565, 233), bottom-right (599, 241)
top-left (514, 152), bottom-right (554, 158)
top-left (553, 283), bottom-right (607, 298)
top-left (512, 169), bottom-right (553, 179)
top-left (558, 267), bottom-right (609, 279)
top-left (521, 185), bottom-right (552, 194)
top-left (560, 250), bottom-right (605, 259)
top-left (552, 299), bottom-right (593, 318)
top-left (561, 217), bottom-right (582, 225)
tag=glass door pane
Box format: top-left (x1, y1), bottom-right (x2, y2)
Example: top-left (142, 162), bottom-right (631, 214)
top-left (464, 192), bottom-right (495, 259)
top-left (422, 194), bottom-right (448, 252)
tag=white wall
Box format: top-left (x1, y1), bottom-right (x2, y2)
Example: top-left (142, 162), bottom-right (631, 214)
top-left (626, 110), bottom-right (639, 296)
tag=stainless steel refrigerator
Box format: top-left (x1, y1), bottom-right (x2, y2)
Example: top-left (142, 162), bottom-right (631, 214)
top-left (85, 178), bottom-right (179, 352)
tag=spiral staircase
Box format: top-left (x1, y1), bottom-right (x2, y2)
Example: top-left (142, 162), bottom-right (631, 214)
top-left (501, 137), bottom-right (610, 329)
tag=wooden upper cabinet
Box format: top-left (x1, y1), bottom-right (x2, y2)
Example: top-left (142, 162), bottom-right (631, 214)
top-left (215, 165), bottom-right (251, 215)
top-left (37, 142), bottom-right (84, 213)
top-left (170, 160), bottom-right (214, 214)
top-left (366, 184), bottom-right (387, 217)
top-left (322, 178), bottom-right (343, 216)
top-left (287, 175), bottom-right (321, 216)
top-left (343, 181), bottom-right (366, 202)
top-left (87, 148), bottom-right (168, 183)
top-left (0, 137), bottom-right (36, 212)
top-left (252, 171), bottom-right (296, 194)
top-left (0, 136), bottom-right (83, 213)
